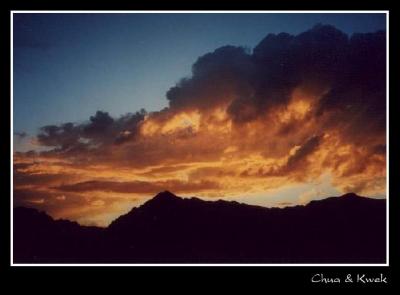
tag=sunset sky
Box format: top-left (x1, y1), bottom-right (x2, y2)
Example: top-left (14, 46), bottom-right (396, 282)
top-left (13, 12), bottom-right (387, 226)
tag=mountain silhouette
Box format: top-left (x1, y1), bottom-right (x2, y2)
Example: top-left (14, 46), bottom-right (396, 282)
top-left (13, 191), bottom-right (386, 263)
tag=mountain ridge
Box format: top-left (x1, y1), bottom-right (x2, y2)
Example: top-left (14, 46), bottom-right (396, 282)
top-left (13, 191), bottom-right (386, 264)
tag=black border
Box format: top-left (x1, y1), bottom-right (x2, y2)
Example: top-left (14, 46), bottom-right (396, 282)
top-left (2, 1), bottom-right (398, 290)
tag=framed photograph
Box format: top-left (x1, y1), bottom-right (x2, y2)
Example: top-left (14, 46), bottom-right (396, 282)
top-left (5, 7), bottom-right (395, 289)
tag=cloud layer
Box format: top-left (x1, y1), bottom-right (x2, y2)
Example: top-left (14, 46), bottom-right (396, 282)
top-left (14, 25), bottom-right (386, 226)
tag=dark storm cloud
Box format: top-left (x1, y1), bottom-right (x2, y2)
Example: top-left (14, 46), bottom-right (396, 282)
top-left (166, 24), bottom-right (385, 132)
top-left (38, 122), bottom-right (82, 151)
top-left (83, 111), bottom-right (115, 139)
top-left (37, 109), bottom-right (147, 153)
top-left (167, 45), bottom-right (255, 113)
top-left (167, 25), bottom-right (348, 122)
top-left (316, 30), bottom-right (386, 142)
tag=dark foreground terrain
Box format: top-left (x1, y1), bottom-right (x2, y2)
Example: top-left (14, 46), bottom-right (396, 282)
top-left (13, 191), bottom-right (386, 263)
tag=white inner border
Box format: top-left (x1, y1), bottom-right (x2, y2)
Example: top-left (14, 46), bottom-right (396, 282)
top-left (10, 10), bottom-right (390, 267)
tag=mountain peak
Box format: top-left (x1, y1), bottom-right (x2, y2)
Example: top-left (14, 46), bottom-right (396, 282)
top-left (341, 192), bottom-right (361, 198)
top-left (153, 190), bottom-right (179, 200)
top-left (144, 191), bottom-right (181, 207)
